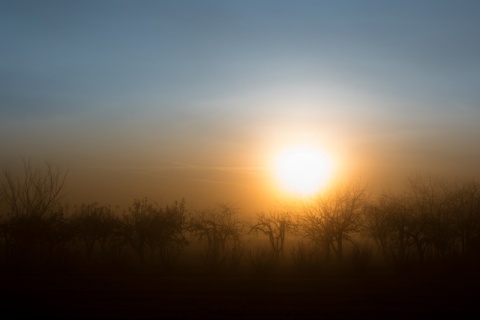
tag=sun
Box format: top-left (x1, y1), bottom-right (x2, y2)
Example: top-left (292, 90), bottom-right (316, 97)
top-left (274, 145), bottom-right (334, 197)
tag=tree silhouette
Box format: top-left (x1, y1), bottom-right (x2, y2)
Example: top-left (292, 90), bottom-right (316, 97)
top-left (300, 182), bottom-right (367, 263)
top-left (250, 211), bottom-right (292, 260)
top-left (365, 175), bottom-right (465, 268)
top-left (0, 159), bottom-right (67, 265)
top-left (406, 174), bottom-right (455, 262)
top-left (189, 203), bottom-right (244, 272)
top-left (41, 204), bottom-right (73, 265)
top-left (453, 181), bottom-right (480, 256)
top-left (72, 202), bottom-right (118, 260)
top-left (121, 198), bottom-right (187, 266)
top-left (0, 159), bottom-right (67, 219)
top-left (366, 193), bottom-right (415, 267)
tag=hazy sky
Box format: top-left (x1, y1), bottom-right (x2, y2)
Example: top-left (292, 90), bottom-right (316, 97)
top-left (2, 1), bottom-right (480, 211)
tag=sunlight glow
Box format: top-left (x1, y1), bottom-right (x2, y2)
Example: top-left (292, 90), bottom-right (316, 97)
top-left (274, 145), bottom-right (334, 197)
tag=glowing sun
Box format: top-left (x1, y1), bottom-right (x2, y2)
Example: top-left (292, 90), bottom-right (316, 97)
top-left (274, 145), bottom-right (334, 197)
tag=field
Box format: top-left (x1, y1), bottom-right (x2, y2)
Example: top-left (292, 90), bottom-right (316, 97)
top-left (3, 268), bottom-right (479, 319)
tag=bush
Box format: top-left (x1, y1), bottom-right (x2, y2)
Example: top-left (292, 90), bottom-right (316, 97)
top-left (349, 242), bottom-right (373, 275)
top-left (247, 246), bottom-right (275, 277)
top-left (292, 241), bottom-right (323, 275)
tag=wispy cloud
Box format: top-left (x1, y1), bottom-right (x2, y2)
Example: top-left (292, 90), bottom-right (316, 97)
top-left (102, 161), bottom-right (268, 175)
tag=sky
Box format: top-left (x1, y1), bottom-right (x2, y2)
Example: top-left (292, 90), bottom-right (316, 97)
top-left (1, 0), bottom-right (480, 212)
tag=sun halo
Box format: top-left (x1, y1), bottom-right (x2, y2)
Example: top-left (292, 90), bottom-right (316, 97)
top-left (273, 145), bottom-right (334, 197)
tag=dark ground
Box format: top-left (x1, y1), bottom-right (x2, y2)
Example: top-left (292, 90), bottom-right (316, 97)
top-left (2, 268), bottom-right (480, 319)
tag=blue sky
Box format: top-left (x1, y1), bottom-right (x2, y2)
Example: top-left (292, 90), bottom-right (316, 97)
top-left (2, 1), bottom-right (480, 209)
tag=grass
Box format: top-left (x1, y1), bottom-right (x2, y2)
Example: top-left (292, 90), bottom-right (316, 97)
top-left (2, 266), bottom-right (480, 319)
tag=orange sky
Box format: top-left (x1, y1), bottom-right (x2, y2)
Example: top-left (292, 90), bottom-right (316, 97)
top-left (2, 2), bottom-right (480, 213)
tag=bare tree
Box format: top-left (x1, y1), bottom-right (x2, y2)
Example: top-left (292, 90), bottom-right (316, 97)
top-left (328, 183), bottom-right (368, 261)
top-left (41, 204), bottom-right (73, 264)
top-left (250, 211), bottom-right (292, 260)
top-left (189, 203), bottom-right (244, 271)
top-left (72, 202), bottom-right (118, 260)
top-left (0, 159), bottom-right (68, 265)
top-left (0, 211), bottom-right (13, 261)
top-left (363, 199), bottom-right (391, 258)
top-left (121, 198), bottom-right (187, 266)
top-left (1, 159), bottom-right (67, 219)
top-left (366, 192), bottom-right (415, 266)
top-left (406, 174), bottom-right (458, 262)
top-left (452, 181), bottom-right (480, 256)
top-left (365, 175), bottom-right (460, 267)
top-left (300, 182), bottom-right (368, 263)
top-left (298, 205), bottom-right (335, 263)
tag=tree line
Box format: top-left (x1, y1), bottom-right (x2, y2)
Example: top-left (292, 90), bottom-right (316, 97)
top-left (1, 160), bottom-right (480, 276)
